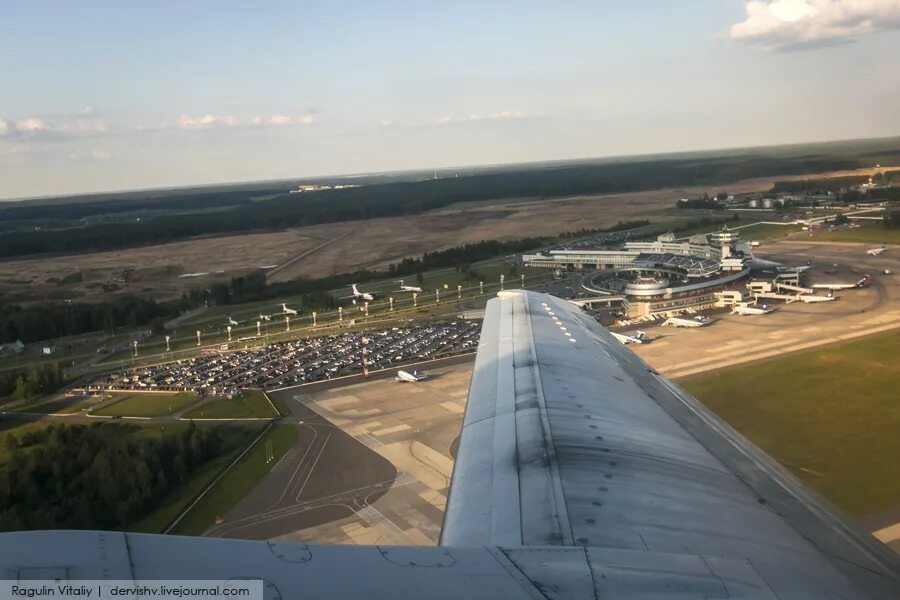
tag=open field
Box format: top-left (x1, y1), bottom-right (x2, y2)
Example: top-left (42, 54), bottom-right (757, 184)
top-left (806, 226), bottom-right (900, 245)
top-left (0, 229), bottom-right (323, 304)
top-left (171, 424), bottom-right (298, 535)
top-left (93, 392), bottom-right (200, 417)
top-left (184, 391), bottom-right (278, 419)
top-left (12, 395), bottom-right (103, 415)
top-left (679, 330), bottom-right (900, 518)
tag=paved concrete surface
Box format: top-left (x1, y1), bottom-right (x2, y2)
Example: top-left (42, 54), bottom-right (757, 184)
top-left (208, 363), bottom-right (472, 544)
top-left (631, 240), bottom-right (899, 378)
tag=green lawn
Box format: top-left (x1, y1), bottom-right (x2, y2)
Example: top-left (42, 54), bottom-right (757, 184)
top-left (679, 330), bottom-right (900, 517)
top-left (129, 424), bottom-right (262, 533)
top-left (733, 222), bottom-right (803, 241)
top-left (171, 424), bottom-right (298, 535)
top-left (13, 395), bottom-right (103, 415)
top-left (810, 226), bottom-right (900, 245)
top-left (93, 392), bottom-right (200, 417)
top-left (184, 390), bottom-right (278, 419)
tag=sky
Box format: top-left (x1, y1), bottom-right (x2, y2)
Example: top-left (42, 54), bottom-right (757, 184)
top-left (1, 0), bottom-right (899, 199)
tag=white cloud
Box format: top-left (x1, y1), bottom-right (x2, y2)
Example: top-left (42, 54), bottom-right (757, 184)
top-left (267, 114), bottom-right (315, 125)
top-left (730, 0), bottom-right (900, 51)
top-left (0, 119), bottom-right (8, 136)
top-left (435, 110), bottom-right (530, 125)
top-left (16, 117), bottom-right (48, 132)
top-left (10, 145), bottom-right (31, 155)
top-left (178, 113), bottom-right (238, 129)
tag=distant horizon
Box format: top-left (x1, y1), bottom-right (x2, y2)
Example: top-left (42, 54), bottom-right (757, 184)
top-left (4, 2), bottom-right (900, 199)
top-left (3, 133), bottom-right (899, 204)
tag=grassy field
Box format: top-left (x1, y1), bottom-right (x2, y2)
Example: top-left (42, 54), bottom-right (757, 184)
top-left (733, 222), bottom-right (803, 241)
top-left (171, 424), bottom-right (298, 535)
top-left (184, 391), bottom-right (278, 419)
top-left (679, 330), bottom-right (900, 517)
top-left (13, 395), bottom-right (103, 415)
top-left (129, 424), bottom-right (262, 533)
top-left (810, 226), bottom-right (900, 245)
top-left (93, 392), bottom-right (200, 417)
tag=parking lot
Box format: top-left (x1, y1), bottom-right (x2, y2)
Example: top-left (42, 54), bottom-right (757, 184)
top-left (86, 321), bottom-right (481, 396)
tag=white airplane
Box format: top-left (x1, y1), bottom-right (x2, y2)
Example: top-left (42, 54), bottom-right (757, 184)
top-left (611, 331), bottom-right (649, 344)
top-left (258, 313), bottom-right (272, 321)
top-left (399, 279), bottom-right (423, 293)
top-left (279, 303), bottom-right (298, 315)
top-left (799, 292), bottom-right (836, 303)
top-left (867, 246), bottom-right (886, 256)
top-left (661, 315), bottom-right (714, 328)
top-left (225, 315), bottom-right (240, 326)
top-left (350, 283), bottom-right (376, 301)
top-left (5, 290), bottom-right (900, 598)
top-left (396, 369), bottom-right (428, 382)
top-left (811, 275), bottom-right (871, 291)
top-left (731, 304), bottom-right (775, 316)
top-left (777, 265), bottom-right (811, 273)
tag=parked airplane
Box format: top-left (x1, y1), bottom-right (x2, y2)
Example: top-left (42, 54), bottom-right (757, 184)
top-left (399, 279), bottom-right (423, 293)
top-left (396, 369), bottom-right (428, 382)
top-left (225, 315), bottom-right (240, 326)
top-left (732, 304), bottom-right (775, 316)
top-left (811, 275), bottom-right (871, 291)
top-left (10, 290), bottom-right (900, 598)
top-left (799, 292), bottom-right (836, 303)
top-left (661, 315), bottom-right (714, 328)
top-left (258, 313), bottom-right (272, 321)
top-left (350, 283), bottom-right (376, 301)
top-left (611, 330), bottom-right (650, 344)
top-left (868, 246), bottom-right (887, 256)
top-left (279, 303), bottom-right (298, 315)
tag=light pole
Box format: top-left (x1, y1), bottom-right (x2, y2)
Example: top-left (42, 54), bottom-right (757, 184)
top-left (521, 274), bottom-right (525, 288)
top-left (364, 301), bottom-right (369, 317)
top-left (457, 284), bottom-right (462, 299)
top-left (196, 330), bottom-right (201, 346)
top-left (389, 297), bottom-right (394, 311)
top-left (339, 306), bottom-right (344, 322)
top-left (257, 321), bottom-right (261, 336)
top-left (132, 340), bottom-right (138, 358)
top-left (413, 292), bottom-right (418, 307)
top-left (312, 311), bottom-right (317, 327)
top-left (435, 289), bottom-right (440, 303)
top-left (500, 274), bottom-right (505, 290)
top-left (165, 336), bottom-right (170, 352)
top-left (479, 281), bottom-right (484, 295)
top-left (285, 315), bottom-right (291, 332)
top-left (227, 325), bottom-right (232, 342)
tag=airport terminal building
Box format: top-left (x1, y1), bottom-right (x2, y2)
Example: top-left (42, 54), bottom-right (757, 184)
top-left (524, 228), bottom-right (755, 318)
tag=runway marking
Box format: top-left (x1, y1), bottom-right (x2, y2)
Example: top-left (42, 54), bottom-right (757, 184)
top-left (439, 401), bottom-right (465, 414)
top-left (316, 395), bottom-right (360, 410)
top-left (354, 433), bottom-right (384, 448)
top-left (873, 522), bottom-right (900, 544)
top-left (372, 424), bottom-right (412, 436)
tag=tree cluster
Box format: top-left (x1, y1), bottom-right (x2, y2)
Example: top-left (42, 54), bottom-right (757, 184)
top-left (0, 363), bottom-right (63, 402)
top-left (0, 422), bottom-right (226, 531)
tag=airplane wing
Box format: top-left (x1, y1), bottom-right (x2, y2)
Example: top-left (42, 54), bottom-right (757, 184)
top-left (2, 290), bottom-right (899, 599)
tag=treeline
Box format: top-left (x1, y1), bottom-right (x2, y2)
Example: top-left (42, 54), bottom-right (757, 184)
top-left (0, 363), bottom-right (63, 403)
top-left (557, 220), bottom-right (650, 238)
top-left (0, 154), bottom-right (865, 258)
top-left (388, 238), bottom-right (548, 276)
top-left (0, 423), bottom-right (229, 532)
top-left (1, 296), bottom-right (185, 343)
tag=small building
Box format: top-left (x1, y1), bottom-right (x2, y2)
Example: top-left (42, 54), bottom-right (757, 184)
top-left (42, 344), bottom-right (57, 355)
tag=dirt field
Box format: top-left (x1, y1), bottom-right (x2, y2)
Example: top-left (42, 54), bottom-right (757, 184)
top-left (2, 165), bottom-right (892, 304)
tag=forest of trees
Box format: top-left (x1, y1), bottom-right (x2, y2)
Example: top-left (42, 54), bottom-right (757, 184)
top-left (0, 154), bottom-right (868, 259)
top-left (0, 422), bottom-right (233, 531)
top-left (0, 296), bottom-right (186, 344)
top-left (0, 363), bottom-right (64, 403)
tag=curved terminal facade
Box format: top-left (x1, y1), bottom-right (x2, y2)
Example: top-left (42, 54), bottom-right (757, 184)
top-left (523, 228), bottom-right (755, 317)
